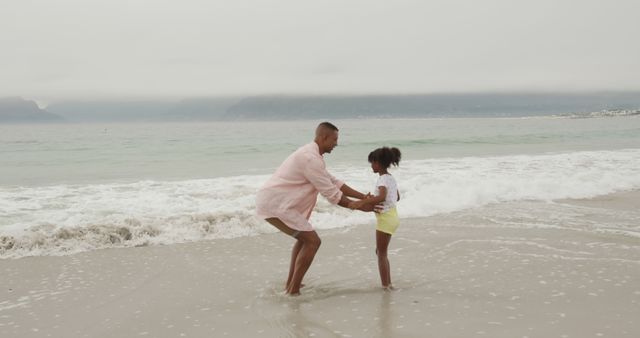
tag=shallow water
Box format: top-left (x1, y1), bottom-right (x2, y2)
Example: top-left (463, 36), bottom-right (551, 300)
top-left (1, 116), bottom-right (639, 258)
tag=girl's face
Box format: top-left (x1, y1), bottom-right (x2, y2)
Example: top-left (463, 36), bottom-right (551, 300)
top-left (370, 161), bottom-right (381, 173)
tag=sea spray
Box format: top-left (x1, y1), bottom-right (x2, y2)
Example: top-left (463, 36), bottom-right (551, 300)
top-left (2, 149), bottom-right (640, 258)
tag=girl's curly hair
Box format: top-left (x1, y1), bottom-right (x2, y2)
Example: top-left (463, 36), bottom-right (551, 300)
top-left (368, 147), bottom-right (401, 169)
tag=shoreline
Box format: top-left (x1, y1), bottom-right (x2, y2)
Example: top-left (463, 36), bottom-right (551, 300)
top-left (1, 190), bottom-right (639, 337)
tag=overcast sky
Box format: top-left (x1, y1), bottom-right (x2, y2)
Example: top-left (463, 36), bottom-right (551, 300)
top-left (2, 0), bottom-right (639, 101)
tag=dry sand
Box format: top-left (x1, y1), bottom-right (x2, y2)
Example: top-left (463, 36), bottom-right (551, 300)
top-left (1, 191), bottom-right (639, 337)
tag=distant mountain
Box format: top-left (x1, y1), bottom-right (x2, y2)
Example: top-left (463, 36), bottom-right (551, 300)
top-left (8, 92), bottom-right (640, 122)
top-left (46, 100), bottom-right (176, 122)
top-left (46, 97), bottom-right (241, 122)
top-left (164, 97), bottom-right (241, 121)
top-left (224, 92), bottom-right (640, 119)
top-left (0, 97), bottom-right (64, 123)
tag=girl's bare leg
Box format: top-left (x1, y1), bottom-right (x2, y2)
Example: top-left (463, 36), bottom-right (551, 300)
top-left (376, 230), bottom-right (392, 288)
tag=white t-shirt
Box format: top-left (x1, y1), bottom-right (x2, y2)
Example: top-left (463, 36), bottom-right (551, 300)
top-left (375, 174), bottom-right (398, 212)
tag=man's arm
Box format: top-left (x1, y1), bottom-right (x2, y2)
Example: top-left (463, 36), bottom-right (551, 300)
top-left (303, 158), bottom-right (344, 205)
top-left (301, 158), bottom-right (378, 212)
top-left (352, 186), bottom-right (387, 209)
top-left (337, 195), bottom-right (379, 212)
top-left (348, 186), bottom-right (387, 210)
top-left (337, 195), bottom-right (353, 208)
top-left (340, 184), bottom-right (366, 199)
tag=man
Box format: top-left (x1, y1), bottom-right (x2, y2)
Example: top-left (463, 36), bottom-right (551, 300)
top-left (256, 122), bottom-right (373, 295)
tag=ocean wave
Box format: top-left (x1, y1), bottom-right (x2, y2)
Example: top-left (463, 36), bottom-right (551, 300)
top-left (2, 149), bottom-right (640, 259)
top-left (553, 109), bottom-right (640, 119)
top-left (0, 211), bottom-right (270, 259)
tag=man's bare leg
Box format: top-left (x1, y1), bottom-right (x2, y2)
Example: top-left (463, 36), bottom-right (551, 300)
top-left (286, 240), bottom-right (303, 290)
top-left (265, 218), bottom-right (316, 294)
top-left (286, 230), bottom-right (321, 295)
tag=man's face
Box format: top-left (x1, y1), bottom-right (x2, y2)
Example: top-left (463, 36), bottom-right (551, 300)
top-left (323, 131), bottom-right (339, 154)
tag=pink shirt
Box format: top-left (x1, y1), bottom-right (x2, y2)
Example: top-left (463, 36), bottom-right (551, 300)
top-left (256, 142), bottom-right (344, 231)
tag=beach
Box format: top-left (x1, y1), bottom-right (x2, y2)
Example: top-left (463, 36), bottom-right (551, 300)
top-left (4, 0), bottom-right (640, 335)
top-left (2, 190), bottom-right (638, 338)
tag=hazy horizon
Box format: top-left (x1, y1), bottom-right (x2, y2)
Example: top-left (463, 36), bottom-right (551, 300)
top-left (2, 0), bottom-right (639, 104)
top-left (3, 92), bottom-right (640, 123)
top-left (5, 90), bottom-right (640, 110)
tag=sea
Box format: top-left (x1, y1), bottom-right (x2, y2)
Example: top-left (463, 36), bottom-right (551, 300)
top-left (1, 111), bottom-right (640, 258)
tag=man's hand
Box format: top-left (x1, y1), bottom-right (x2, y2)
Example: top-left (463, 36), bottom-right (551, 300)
top-left (357, 203), bottom-right (384, 213)
top-left (348, 200), bottom-right (364, 210)
top-left (373, 204), bottom-right (384, 213)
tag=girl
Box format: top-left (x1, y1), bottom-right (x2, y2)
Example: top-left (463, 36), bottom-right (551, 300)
top-left (350, 147), bottom-right (401, 290)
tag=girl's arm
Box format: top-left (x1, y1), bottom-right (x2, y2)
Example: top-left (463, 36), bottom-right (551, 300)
top-left (349, 186), bottom-right (387, 209)
top-left (340, 184), bottom-right (367, 200)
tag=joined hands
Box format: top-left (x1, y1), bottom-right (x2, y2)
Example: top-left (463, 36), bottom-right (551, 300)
top-left (349, 196), bottom-right (384, 213)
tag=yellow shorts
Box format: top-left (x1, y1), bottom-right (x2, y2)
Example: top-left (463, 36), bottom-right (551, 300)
top-left (375, 208), bottom-right (400, 235)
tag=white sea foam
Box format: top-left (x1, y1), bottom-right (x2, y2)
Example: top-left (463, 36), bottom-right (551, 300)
top-left (552, 109), bottom-right (640, 119)
top-left (391, 149), bottom-right (640, 217)
top-left (1, 149), bottom-right (639, 258)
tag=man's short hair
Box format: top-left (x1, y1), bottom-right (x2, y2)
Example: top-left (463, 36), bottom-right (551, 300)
top-left (317, 122), bottom-right (339, 132)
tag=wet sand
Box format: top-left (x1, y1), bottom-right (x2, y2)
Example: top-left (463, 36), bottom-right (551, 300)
top-left (1, 191), bottom-right (639, 337)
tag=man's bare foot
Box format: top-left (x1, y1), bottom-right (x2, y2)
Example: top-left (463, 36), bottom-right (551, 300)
top-left (382, 284), bottom-right (395, 291)
top-left (285, 283), bottom-right (305, 290)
